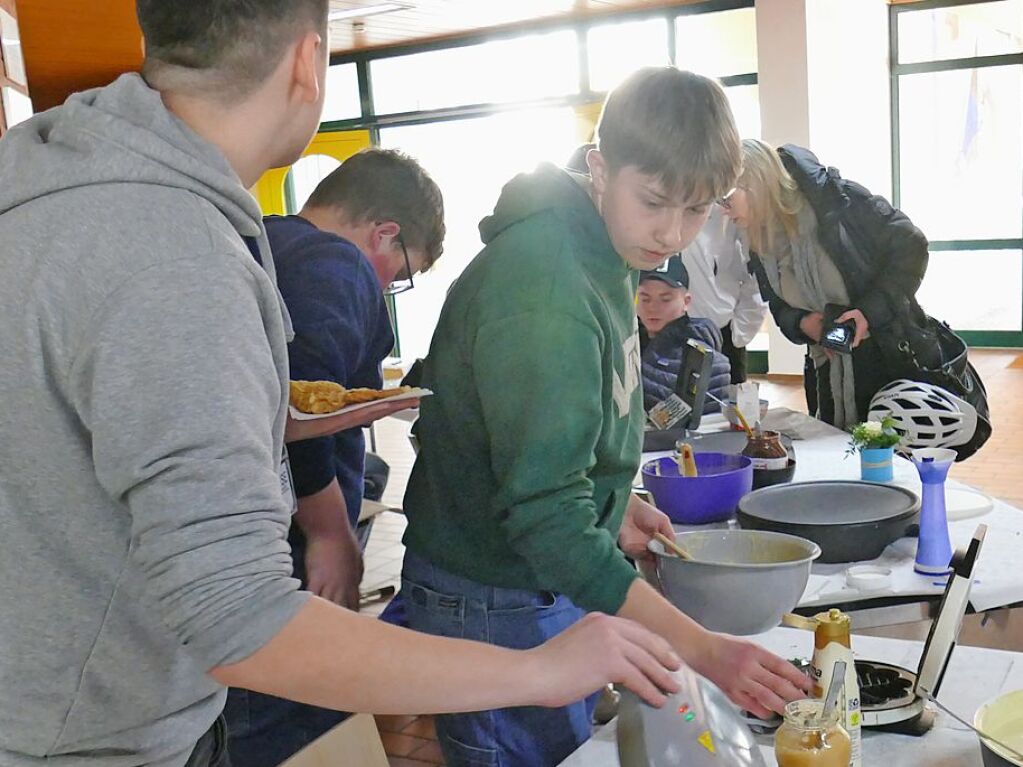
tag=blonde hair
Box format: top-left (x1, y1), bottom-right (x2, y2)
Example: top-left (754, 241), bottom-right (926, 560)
top-left (737, 139), bottom-right (804, 254)
top-left (596, 67), bottom-right (741, 203)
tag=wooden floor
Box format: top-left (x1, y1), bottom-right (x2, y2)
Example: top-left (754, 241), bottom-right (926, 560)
top-left (360, 348), bottom-right (1023, 766)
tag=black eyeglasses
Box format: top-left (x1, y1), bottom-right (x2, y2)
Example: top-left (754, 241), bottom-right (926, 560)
top-left (384, 233), bottom-right (414, 296)
top-left (716, 187), bottom-right (738, 210)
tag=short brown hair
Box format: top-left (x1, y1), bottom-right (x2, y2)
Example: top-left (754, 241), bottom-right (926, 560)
top-left (138, 0), bottom-right (329, 99)
top-left (305, 149), bottom-right (445, 268)
top-left (596, 67), bottom-right (741, 204)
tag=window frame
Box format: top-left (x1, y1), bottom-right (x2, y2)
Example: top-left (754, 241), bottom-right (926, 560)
top-left (890, 0), bottom-right (1023, 345)
top-left (0, 5), bottom-right (30, 135)
top-left (321, 0), bottom-right (756, 136)
top-left (311, 0), bottom-right (757, 355)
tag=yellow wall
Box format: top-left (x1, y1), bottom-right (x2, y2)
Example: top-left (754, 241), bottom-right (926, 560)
top-left (574, 101), bottom-right (603, 145)
top-left (250, 130), bottom-right (373, 216)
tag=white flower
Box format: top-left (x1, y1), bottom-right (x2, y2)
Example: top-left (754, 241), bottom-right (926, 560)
top-left (863, 420), bottom-right (884, 436)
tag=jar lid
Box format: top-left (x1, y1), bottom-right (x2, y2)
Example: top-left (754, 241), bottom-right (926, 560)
top-left (845, 565), bottom-right (893, 591)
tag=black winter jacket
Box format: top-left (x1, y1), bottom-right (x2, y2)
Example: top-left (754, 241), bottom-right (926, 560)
top-left (749, 145), bottom-right (929, 345)
top-left (640, 316), bottom-right (731, 414)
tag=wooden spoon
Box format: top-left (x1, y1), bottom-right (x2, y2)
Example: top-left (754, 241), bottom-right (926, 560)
top-left (654, 532), bottom-right (694, 561)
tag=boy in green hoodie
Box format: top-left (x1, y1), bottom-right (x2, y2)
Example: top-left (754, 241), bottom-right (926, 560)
top-left (401, 67), bottom-right (812, 766)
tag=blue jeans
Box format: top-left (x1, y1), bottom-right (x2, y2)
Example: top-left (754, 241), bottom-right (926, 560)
top-left (402, 550), bottom-right (597, 767)
top-left (224, 528), bottom-right (351, 767)
top-left (185, 716), bottom-right (231, 767)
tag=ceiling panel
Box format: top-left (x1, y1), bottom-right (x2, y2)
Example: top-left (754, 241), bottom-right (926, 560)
top-left (327, 0), bottom-right (703, 52)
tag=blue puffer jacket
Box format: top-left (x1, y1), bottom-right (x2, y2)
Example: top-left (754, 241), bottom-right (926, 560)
top-left (640, 316), bottom-right (731, 414)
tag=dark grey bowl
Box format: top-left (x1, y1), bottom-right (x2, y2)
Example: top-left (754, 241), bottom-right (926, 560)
top-left (737, 481), bottom-right (920, 564)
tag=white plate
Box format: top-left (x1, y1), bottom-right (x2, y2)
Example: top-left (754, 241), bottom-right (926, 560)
top-left (945, 487), bottom-right (994, 521)
top-left (289, 387), bottom-right (432, 421)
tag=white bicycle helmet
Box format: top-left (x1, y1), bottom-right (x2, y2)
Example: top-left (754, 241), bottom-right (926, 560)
top-left (868, 380), bottom-right (979, 450)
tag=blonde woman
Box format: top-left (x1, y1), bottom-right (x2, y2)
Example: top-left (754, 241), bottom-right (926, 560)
top-left (720, 140), bottom-right (930, 428)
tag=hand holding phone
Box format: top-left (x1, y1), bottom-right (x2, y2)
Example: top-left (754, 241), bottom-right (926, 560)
top-left (821, 304), bottom-right (855, 354)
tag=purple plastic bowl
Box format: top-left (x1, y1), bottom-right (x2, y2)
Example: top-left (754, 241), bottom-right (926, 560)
top-left (641, 453), bottom-right (754, 524)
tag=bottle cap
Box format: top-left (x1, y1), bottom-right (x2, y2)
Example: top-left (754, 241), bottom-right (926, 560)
top-left (813, 608), bottom-right (852, 647)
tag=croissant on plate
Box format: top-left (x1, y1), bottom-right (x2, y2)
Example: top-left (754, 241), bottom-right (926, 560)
top-left (289, 380), bottom-right (412, 414)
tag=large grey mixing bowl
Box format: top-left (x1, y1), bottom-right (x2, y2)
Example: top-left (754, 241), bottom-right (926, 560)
top-left (648, 530), bottom-right (821, 635)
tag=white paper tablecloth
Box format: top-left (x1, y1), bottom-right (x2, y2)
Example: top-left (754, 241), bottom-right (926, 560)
top-left (642, 409), bottom-right (1023, 613)
top-left (560, 627), bottom-right (1023, 766)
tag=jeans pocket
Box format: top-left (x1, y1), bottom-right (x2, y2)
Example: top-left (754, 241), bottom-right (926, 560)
top-left (184, 716), bottom-right (231, 767)
top-left (210, 716), bottom-right (232, 767)
top-left (401, 576), bottom-right (467, 639)
top-left (441, 732), bottom-right (500, 767)
top-left (488, 589), bottom-right (559, 617)
top-left (488, 592), bottom-right (582, 651)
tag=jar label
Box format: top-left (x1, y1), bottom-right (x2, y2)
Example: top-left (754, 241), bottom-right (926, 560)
top-left (812, 642), bottom-right (862, 767)
top-left (751, 455), bottom-right (789, 471)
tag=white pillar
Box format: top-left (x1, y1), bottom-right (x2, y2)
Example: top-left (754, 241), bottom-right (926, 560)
top-left (755, 0), bottom-right (812, 149)
top-left (806, 0), bottom-right (892, 199)
top-left (753, 0), bottom-right (893, 375)
top-left (755, 0), bottom-right (813, 375)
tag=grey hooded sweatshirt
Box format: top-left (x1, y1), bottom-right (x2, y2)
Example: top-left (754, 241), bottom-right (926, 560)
top-left (0, 74), bottom-right (309, 765)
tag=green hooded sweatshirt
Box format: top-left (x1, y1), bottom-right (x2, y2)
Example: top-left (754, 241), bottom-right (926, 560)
top-left (402, 163), bottom-right (643, 614)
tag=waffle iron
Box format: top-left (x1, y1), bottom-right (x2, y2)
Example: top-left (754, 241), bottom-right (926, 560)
top-left (856, 523), bottom-right (987, 732)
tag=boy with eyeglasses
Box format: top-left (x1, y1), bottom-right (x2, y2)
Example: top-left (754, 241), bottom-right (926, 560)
top-left (225, 147), bottom-right (445, 767)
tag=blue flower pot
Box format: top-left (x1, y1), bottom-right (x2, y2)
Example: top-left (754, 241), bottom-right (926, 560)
top-left (860, 447), bottom-right (894, 482)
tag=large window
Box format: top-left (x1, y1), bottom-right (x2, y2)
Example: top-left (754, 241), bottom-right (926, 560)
top-left (1, 86), bottom-right (31, 127)
top-left (321, 63), bottom-right (361, 123)
top-left (587, 18), bottom-right (670, 92)
top-left (310, 1), bottom-right (759, 358)
top-left (371, 30), bottom-right (580, 115)
top-left (0, 8), bottom-right (26, 86)
top-left (675, 6), bottom-right (758, 78)
top-left (677, 5), bottom-right (759, 138)
top-left (288, 155), bottom-right (342, 211)
top-left (892, 0), bottom-right (1023, 345)
top-left (379, 108), bottom-right (580, 360)
top-left (0, 7), bottom-right (31, 132)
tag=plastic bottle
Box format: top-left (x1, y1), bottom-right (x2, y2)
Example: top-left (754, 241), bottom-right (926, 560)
top-left (810, 608), bottom-right (862, 767)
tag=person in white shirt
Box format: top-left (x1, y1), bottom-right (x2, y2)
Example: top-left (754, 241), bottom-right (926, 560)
top-left (679, 205), bottom-right (768, 383)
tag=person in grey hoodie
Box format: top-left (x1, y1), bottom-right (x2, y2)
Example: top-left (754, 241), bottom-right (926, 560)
top-left (0, 3), bottom-right (685, 766)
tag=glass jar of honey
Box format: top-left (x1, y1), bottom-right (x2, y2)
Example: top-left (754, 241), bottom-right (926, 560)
top-left (775, 699), bottom-right (852, 767)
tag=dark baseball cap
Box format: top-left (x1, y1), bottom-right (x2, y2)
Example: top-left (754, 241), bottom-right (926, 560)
top-left (640, 255), bottom-right (689, 289)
